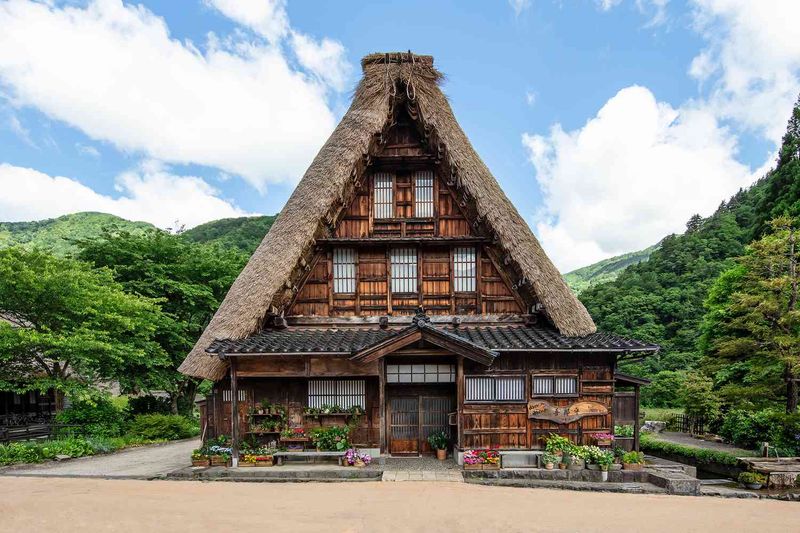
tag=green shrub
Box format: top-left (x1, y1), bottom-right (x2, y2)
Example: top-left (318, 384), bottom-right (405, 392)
top-left (718, 409), bottom-right (800, 455)
top-left (126, 414), bottom-right (198, 441)
top-left (128, 395), bottom-right (172, 416)
top-left (310, 425), bottom-right (350, 451)
top-left (56, 395), bottom-right (128, 437)
top-left (640, 433), bottom-right (743, 465)
top-left (738, 471), bottom-right (766, 485)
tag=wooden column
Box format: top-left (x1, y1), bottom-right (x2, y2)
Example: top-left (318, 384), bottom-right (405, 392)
top-left (634, 385), bottom-right (641, 452)
top-left (230, 356), bottom-right (239, 467)
top-left (378, 359), bottom-right (386, 454)
top-left (456, 356), bottom-right (464, 452)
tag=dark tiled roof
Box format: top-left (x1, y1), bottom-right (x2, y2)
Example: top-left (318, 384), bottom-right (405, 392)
top-left (208, 324), bottom-right (658, 355)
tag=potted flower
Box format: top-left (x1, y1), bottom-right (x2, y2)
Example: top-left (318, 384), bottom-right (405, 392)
top-left (596, 450), bottom-right (614, 481)
top-left (191, 449), bottom-right (209, 467)
top-left (427, 431), bottom-right (448, 460)
top-left (240, 454), bottom-right (257, 467)
top-left (343, 448), bottom-right (372, 467)
top-left (738, 472), bottom-right (766, 490)
top-left (208, 446), bottom-right (232, 467)
top-left (621, 451), bottom-right (645, 471)
top-left (592, 433), bottom-right (615, 447)
top-left (542, 452), bottom-right (558, 470)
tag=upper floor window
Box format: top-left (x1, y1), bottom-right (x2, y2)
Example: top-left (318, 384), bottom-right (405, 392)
top-left (532, 375), bottom-right (578, 397)
top-left (414, 170), bottom-right (434, 218)
top-left (374, 172), bottom-right (394, 219)
top-left (308, 379), bottom-right (365, 409)
top-left (332, 248), bottom-right (356, 294)
top-left (465, 375), bottom-right (525, 402)
top-left (453, 247), bottom-right (477, 292)
top-left (390, 248), bottom-right (417, 293)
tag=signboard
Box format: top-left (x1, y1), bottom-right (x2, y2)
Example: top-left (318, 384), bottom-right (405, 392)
top-left (527, 400), bottom-right (608, 424)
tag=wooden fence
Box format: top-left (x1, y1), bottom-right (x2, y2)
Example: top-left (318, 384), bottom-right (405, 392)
top-left (0, 422), bottom-right (83, 444)
top-left (666, 413), bottom-right (708, 434)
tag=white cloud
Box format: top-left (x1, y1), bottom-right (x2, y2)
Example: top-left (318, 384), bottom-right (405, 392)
top-left (524, 86), bottom-right (755, 272)
top-left (0, 0), bottom-right (350, 191)
top-left (508, 0), bottom-right (531, 17)
top-left (688, 0), bottom-right (800, 143)
top-left (6, 113), bottom-right (35, 148)
top-left (525, 90), bottom-right (537, 107)
top-left (0, 162), bottom-right (254, 229)
top-left (76, 143), bottom-right (100, 158)
top-left (290, 32), bottom-right (351, 92)
top-left (596, 0), bottom-right (623, 12)
top-left (204, 0), bottom-right (289, 43)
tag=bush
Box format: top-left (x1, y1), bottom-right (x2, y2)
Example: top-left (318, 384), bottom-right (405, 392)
top-left (640, 433), bottom-right (742, 466)
top-left (0, 437), bottom-right (98, 466)
top-left (641, 371), bottom-right (687, 408)
top-left (718, 409), bottom-right (800, 455)
top-left (126, 414), bottom-right (198, 441)
top-left (310, 425), bottom-right (350, 451)
top-left (680, 373), bottom-right (721, 421)
top-left (128, 395), bottom-right (172, 416)
top-left (56, 395), bottom-right (128, 437)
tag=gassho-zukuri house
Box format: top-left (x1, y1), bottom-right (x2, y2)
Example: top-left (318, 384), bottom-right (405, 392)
top-left (179, 52), bottom-right (658, 466)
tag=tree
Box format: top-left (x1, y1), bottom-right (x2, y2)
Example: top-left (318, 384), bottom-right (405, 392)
top-left (701, 217), bottom-right (800, 412)
top-left (680, 373), bottom-right (721, 421)
top-left (0, 247), bottom-right (168, 408)
top-left (77, 230), bottom-right (246, 414)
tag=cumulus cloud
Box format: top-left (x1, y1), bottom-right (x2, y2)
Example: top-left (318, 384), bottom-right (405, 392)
top-left (524, 86), bottom-right (755, 272)
top-left (0, 0), bottom-right (350, 191)
top-left (689, 0), bottom-right (800, 143)
top-left (0, 162), bottom-right (253, 229)
top-left (508, 0), bottom-right (531, 17)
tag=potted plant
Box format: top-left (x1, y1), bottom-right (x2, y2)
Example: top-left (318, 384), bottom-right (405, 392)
top-left (427, 431), bottom-right (448, 460)
top-left (592, 433), bottom-right (615, 447)
top-left (596, 450), bottom-right (614, 481)
top-left (622, 451), bottom-right (645, 471)
top-left (542, 452), bottom-right (558, 470)
top-left (738, 472), bottom-right (766, 490)
top-left (191, 449), bottom-right (209, 467)
top-left (240, 454), bottom-right (257, 467)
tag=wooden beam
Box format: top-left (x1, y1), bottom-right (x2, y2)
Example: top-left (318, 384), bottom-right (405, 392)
top-left (456, 356), bottom-right (464, 452)
top-left (378, 359), bottom-right (386, 455)
top-left (230, 356), bottom-right (239, 467)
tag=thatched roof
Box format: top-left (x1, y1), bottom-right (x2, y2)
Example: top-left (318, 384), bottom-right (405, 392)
top-left (179, 52), bottom-right (596, 381)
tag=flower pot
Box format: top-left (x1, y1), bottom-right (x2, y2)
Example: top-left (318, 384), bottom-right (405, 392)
top-left (558, 463), bottom-right (567, 470)
top-left (354, 459), bottom-right (365, 468)
top-left (623, 463), bottom-right (643, 471)
top-left (464, 463), bottom-right (483, 471)
top-left (587, 464), bottom-right (600, 471)
top-left (544, 463), bottom-right (554, 470)
top-left (239, 462), bottom-right (255, 468)
top-left (209, 455), bottom-right (229, 467)
top-left (255, 461), bottom-right (273, 467)
top-left (483, 463), bottom-right (500, 470)
top-left (744, 483), bottom-right (762, 490)
top-left (596, 439), bottom-right (613, 446)
top-left (601, 470), bottom-right (609, 482)
top-left (436, 449), bottom-right (447, 461)
top-left (609, 463), bottom-right (623, 471)
top-left (191, 458), bottom-right (209, 467)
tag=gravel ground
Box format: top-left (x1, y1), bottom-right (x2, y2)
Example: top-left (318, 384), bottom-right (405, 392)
top-left (2, 477), bottom-right (799, 533)
top-left (0, 438), bottom-right (199, 479)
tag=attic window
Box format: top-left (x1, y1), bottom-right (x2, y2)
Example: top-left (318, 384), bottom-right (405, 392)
top-left (453, 247), bottom-right (477, 292)
top-left (332, 248), bottom-right (356, 294)
top-left (390, 248), bottom-right (417, 293)
top-left (374, 172), bottom-right (394, 219)
top-left (414, 170), bottom-right (434, 217)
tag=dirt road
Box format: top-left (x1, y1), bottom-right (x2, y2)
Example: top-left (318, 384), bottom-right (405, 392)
top-left (1, 477), bottom-right (797, 533)
top-left (1, 439), bottom-right (198, 478)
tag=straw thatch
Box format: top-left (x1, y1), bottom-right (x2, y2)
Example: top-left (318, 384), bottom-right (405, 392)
top-left (179, 52), bottom-right (596, 380)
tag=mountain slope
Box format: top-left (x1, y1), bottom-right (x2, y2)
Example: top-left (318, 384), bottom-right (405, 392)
top-left (181, 215), bottom-right (276, 254)
top-left (0, 212), bottom-right (155, 255)
top-left (564, 244), bottom-right (658, 294)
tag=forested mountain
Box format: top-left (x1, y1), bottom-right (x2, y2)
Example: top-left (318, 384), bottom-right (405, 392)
top-left (564, 244), bottom-right (658, 294)
top-left (580, 97), bottom-right (800, 407)
top-left (181, 215), bottom-right (276, 254)
top-left (0, 212), bottom-right (154, 255)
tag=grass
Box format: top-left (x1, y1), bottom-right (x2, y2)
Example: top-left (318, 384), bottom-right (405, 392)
top-left (641, 407), bottom-right (682, 422)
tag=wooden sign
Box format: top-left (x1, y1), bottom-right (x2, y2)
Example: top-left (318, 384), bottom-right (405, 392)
top-left (527, 400), bottom-right (608, 424)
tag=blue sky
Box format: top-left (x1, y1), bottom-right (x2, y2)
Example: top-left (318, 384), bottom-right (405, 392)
top-left (1, 0), bottom-right (798, 271)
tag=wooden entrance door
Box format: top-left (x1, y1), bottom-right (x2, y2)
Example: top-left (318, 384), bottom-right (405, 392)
top-left (389, 395), bottom-right (454, 455)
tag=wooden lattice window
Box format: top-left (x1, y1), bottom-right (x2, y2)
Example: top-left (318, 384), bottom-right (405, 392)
top-left (532, 375), bottom-right (578, 397)
top-left (386, 364), bottom-right (455, 384)
top-left (308, 379), bottom-right (365, 409)
top-left (332, 248), bottom-right (356, 294)
top-left (374, 172), bottom-right (394, 219)
top-left (414, 170), bottom-right (434, 217)
top-left (453, 247), bottom-right (477, 292)
top-left (390, 248), bottom-right (417, 293)
top-left (465, 376), bottom-right (525, 402)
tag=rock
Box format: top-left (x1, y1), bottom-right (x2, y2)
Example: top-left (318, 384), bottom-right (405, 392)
top-left (641, 421), bottom-right (666, 433)
top-left (54, 454), bottom-right (72, 461)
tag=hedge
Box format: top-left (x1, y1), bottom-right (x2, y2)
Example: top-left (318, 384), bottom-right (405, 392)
top-left (640, 433), bottom-right (743, 466)
top-left (0, 435), bottom-right (164, 466)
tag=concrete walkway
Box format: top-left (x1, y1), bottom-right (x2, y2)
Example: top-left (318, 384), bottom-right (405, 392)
top-left (1, 438), bottom-right (199, 479)
top-left (382, 470), bottom-right (463, 482)
top-left (654, 432), bottom-right (754, 456)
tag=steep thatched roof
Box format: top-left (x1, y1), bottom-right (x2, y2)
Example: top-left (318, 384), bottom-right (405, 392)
top-left (179, 52), bottom-right (596, 380)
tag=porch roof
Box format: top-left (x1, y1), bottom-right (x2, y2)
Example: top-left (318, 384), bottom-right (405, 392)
top-left (206, 323), bottom-right (658, 356)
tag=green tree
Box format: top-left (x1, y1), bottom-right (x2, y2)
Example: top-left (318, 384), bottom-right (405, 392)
top-left (0, 247), bottom-right (167, 408)
top-left (77, 230), bottom-right (246, 413)
top-left (701, 217), bottom-right (800, 412)
top-left (680, 373), bottom-right (721, 420)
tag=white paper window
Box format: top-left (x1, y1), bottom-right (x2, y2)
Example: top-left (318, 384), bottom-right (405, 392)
top-left (453, 247), bottom-right (476, 292)
top-left (308, 379), bottom-right (365, 409)
top-left (386, 364), bottom-right (455, 384)
top-left (414, 170), bottom-right (434, 218)
top-left (533, 376), bottom-right (578, 396)
top-left (222, 389), bottom-right (247, 402)
top-left (465, 376), bottom-right (525, 402)
top-left (374, 172), bottom-right (394, 219)
top-left (391, 248), bottom-right (417, 293)
top-left (332, 248), bottom-right (356, 293)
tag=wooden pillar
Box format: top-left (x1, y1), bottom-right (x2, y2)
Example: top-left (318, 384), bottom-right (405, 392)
top-left (230, 356), bottom-right (239, 467)
top-left (378, 358), bottom-right (386, 454)
top-left (456, 356), bottom-right (464, 452)
top-left (634, 384), bottom-right (641, 452)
